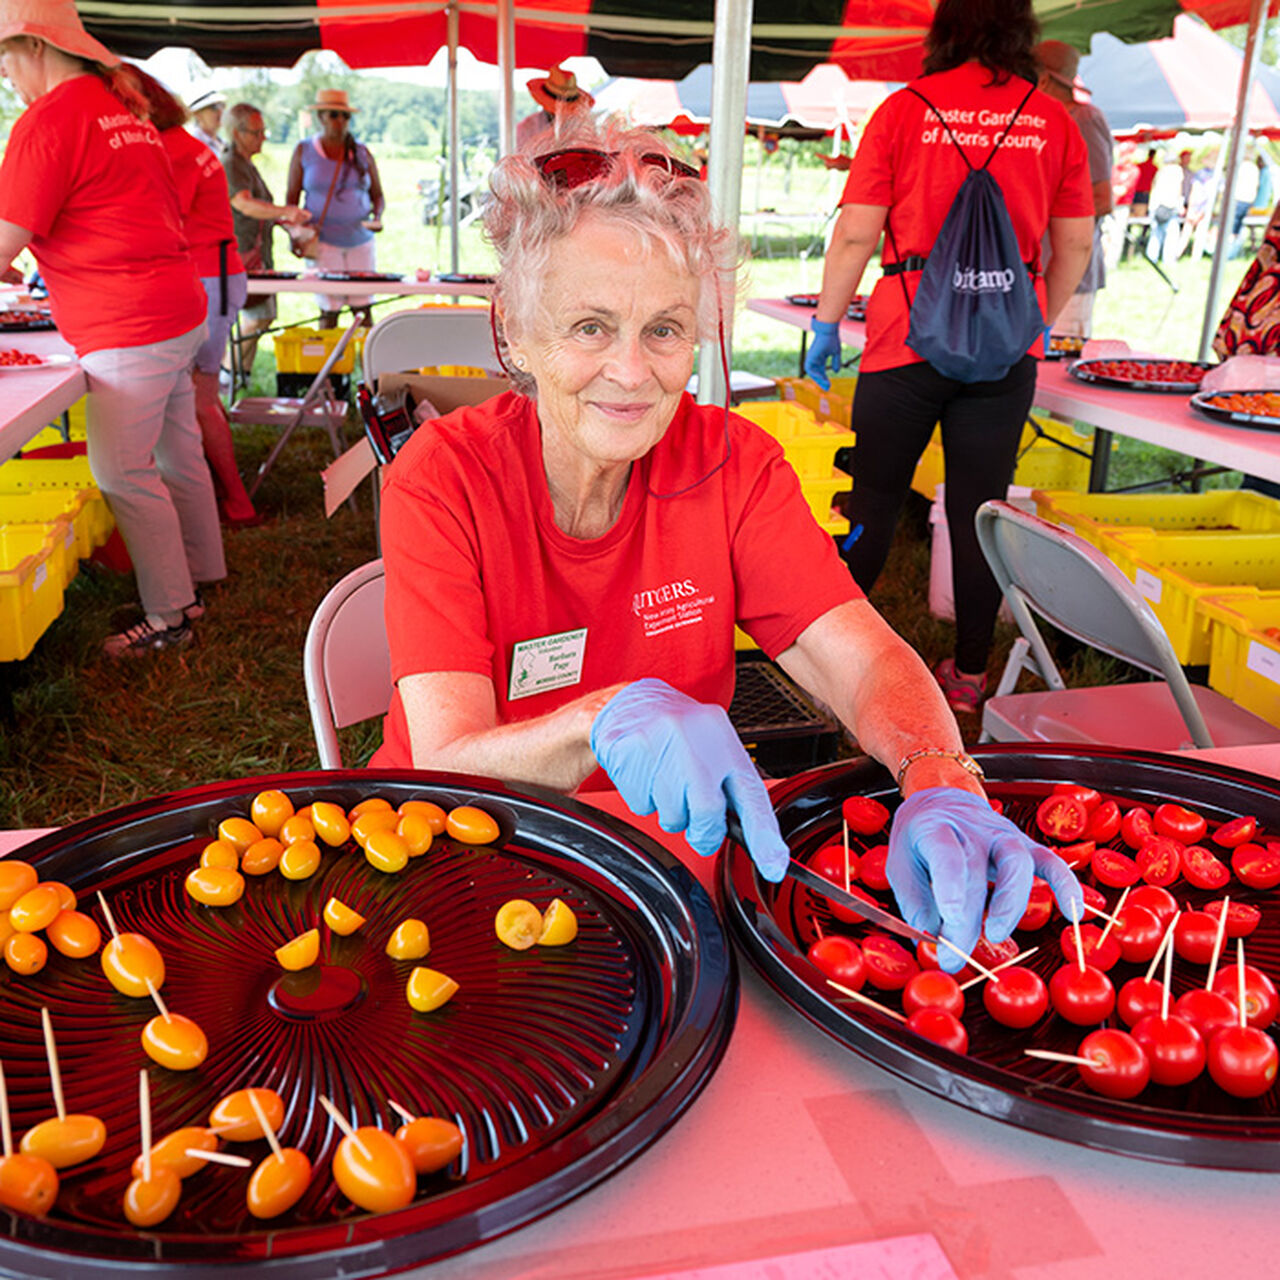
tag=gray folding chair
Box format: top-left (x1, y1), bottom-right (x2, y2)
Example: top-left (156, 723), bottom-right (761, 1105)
top-left (975, 500), bottom-right (1277, 750)
top-left (361, 307), bottom-right (496, 388)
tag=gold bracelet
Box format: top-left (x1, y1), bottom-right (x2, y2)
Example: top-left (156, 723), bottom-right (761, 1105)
top-left (895, 747), bottom-right (985, 791)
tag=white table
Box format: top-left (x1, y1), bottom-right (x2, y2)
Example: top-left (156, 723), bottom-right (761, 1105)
top-left (0, 327), bottom-right (84, 465)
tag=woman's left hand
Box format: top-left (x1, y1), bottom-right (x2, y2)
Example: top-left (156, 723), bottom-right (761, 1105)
top-left (887, 787), bottom-right (1084, 972)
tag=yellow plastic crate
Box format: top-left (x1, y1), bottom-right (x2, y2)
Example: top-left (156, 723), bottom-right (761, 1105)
top-left (736, 400), bottom-right (857, 478)
top-left (0, 456), bottom-right (114, 550)
top-left (1201, 591), bottom-right (1280, 729)
top-left (272, 326), bottom-right (365, 376)
top-left (0, 489), bottom-right (95, 559)
top-left (777, 375), bottom-right (858, 428)
top-left (0, 524), bottom-right (65, 661)
top-left (799, 470), bottom-right (851, 531)
top-left (2, 518), bottom-right (77, 590)
top-left (1105, 529), bottom-right (1280, 666)
top-left (1031, 489), bottom-right (1280, 550)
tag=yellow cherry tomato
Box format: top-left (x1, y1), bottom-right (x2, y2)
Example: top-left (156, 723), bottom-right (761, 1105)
top-left (399, 800), bottom-right (447, 835)
top-left (385, 919), bottom-right (430, 960)
top-left (0, 914), bottom-right (16, 948)
top-left (364, 829), bottom-right (409, 874)
top-left (279, 839), bottom-right (322, 880)
top-left (21, 1114), bottom-right (107, 1169)
top-left (185, 865), bottom-right (246, 907)
top-left (279, 813), bottom-right (317, 846)
top-left (5, 932), bottom-right (47, 975)
top-left (396, 813), bottom-right (433, 858)
top-left (351, 808), bottom-right (401, 849)
top-left (209, 1088), bottom-right (284, 1142)
top-left (275, 928), bottom-right (320, 972)
top-left (406, 967), bottom-right (458, 1013)
top-left (101, 932), bottom-right (165, 998)
top-left (9, 883), bottom-right (62, 934)
top-left (217, 816), bottom-right (263, 855)
top-left (332, 1127), bottom-right (415, 1213)
top-left (247, 1147), bottom-right (311, 1219)
top-left (200, 839), bottom-right (240, 870)
top-left (241, 837), bottom-right (284, 877)
top-left (123, 1166), bottom-right (181, 1227)
top-left (0, 1153), bottom-right (58, 1216)
top-left (132, 1127), bottom-right (218, 1180)
top-left (250, 789), bottom-right (295, 838)
top-left (142, 1013), bottom-right (209, 1071)
top-left (446, 805), bottom-right (501, 844)
top-left (538, 898), bottom-right (579, 946)
top-left (310, 801), bottom-right (350, 848)
top-left (44, 881), bottom-right (76, 912)
top-left (0, 861), bottom-right (37, 912)
top-left (348, 796), bottom-right (394, 821)
top-left (45, 910), bottom-right (102, 958)
top-left (323, 897), bottom-right (365, 936)
top-left (395, 1116), bottom-right (464, 1174)
top-left (494, 900), bottom-right (541, 951)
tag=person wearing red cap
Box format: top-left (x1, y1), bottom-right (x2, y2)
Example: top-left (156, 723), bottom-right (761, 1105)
top-left (0, 0), bottom-right (225, 657)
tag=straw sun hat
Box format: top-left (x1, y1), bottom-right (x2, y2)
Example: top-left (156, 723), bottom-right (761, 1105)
top-left (311, 88), bottom-right (358, 114)
top-left (527, 64), bottom-right (594, 113)
top-left (0, 0), bottom-right (119, 66)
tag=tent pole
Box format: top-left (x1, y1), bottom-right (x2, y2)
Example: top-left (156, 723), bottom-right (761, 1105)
top-left (1198, 0), bottom-right (1268, 360)
top-left (448, 0), bottom-right (461, 271)
top-left (698, 0), bottom-right (754, 406)
top-left (497, 0), bottom-right (516, 157)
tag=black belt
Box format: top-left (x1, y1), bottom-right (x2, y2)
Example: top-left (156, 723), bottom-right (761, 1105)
top-left (882, 253), bottom-right (1038, 278)
top-left (218, 239), bottom-right (232, 316)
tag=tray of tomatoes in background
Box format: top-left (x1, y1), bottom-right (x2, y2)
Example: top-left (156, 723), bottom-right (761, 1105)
top-left (719, 745), bottom-right (1280, 1170)
top-left (1068, 357), bottom-right (1213, 392)
top-left (1190, 389), bottom-right (1280, 431)
top-left (0, 770), bottom-right (735, 1278)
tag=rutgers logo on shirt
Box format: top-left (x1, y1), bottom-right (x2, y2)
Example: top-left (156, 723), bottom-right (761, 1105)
top-left (631, 577), bottom-right (716, 639)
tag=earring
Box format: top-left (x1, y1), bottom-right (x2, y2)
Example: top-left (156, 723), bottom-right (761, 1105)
top-left (512, 355), bottom-right (527, 370)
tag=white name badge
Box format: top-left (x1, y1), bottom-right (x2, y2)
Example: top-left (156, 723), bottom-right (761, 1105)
top-left (508, 627), bottom-right (587, 701)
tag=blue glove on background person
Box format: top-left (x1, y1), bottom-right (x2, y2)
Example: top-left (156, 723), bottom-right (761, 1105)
top-left (887, 787), bottom-right (1085, 973)
top-left (590, 678), bottom-right (789, 882)
top-left (803, 318), bottom-right (842, 390)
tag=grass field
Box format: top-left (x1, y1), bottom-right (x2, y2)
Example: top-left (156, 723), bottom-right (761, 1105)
top-left (1, 144), bottom-right (1257, 829)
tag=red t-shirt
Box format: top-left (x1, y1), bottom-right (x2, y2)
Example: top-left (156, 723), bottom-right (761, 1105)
top-left (373, 391), bottom-right (861, 769)
top-left (840, 62), bottom-right (1093, 373)
top-left (161, 127), bottom-right (245, 280)
top-left (0, 75), bottom-right (204, 355)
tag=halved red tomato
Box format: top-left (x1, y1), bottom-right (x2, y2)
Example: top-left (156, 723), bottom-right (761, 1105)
top-left (1017, 880), bottom-right (1054, 931)
top-left (1036, 794), bottom-right (1089, 842)
top-left (1057, 840), bottom-right (1095, 871)
top-left (1231, 842), bottom-right (1280, 890)
top-left (1120, 807), bottom-right (1154, 850)
top-left (1204, 899), bottom-right (1261, 938)
top-left (858, 845), bottom-right (890, 892)
top-left (841, 796), bottom-right (890, 836)
top-left (1051, 784), bottom-right (1102, 813)
top-left (1213, 815), bottom-right (1259, 849)
top-left (1180, 844), bottom-right (1230, 891)
top-left (861, 934), bottom-right (918, 991)
top-left (1153, 803), bottom-right (1207, 844)
top-left (1093, 847), bottom-right (1141, 888)
top-left (1136, 836), bottom-right (1182, 887)
top-left (1127, 884), bottom-right (1179, 930)
top-left (1085, 800), bottom-right (1122, 844)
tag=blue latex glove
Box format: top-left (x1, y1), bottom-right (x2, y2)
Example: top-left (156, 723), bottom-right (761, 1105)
top-left (590, 678), bottom-right (789, 881)
top-left (887, 787), bottom-right (1084, 973)
top-left (803, 318), bottom-right (842, 391)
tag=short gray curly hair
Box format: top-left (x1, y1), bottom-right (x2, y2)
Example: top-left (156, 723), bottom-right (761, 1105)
top-left (483, 117), bottom-right (739, 396)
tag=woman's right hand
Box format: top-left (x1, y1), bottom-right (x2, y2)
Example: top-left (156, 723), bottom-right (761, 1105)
top-left (804, 319), bottom-right (843, 391)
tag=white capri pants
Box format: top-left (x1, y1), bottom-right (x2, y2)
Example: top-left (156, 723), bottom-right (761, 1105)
top-left (312, 238), bottom-right (376, 312)
top-left (80, 323), bottom-right (226, 618)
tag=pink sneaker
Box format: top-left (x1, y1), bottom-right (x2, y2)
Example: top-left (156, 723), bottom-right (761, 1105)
top-left (935, 658), bottom-right (987, 714)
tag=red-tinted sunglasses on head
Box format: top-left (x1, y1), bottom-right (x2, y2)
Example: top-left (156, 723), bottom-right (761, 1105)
top-left (535, 148), bottom-right (699, 189)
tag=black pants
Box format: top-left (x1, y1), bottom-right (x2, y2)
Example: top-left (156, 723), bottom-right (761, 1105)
top-left (845, 355), bottom-right (1037, 674)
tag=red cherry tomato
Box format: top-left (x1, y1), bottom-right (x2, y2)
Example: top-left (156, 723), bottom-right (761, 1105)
top-left (1113, 904), bottom-right (1163, 964)
top-left (1051, 784), bottom-right (1101, 813)
top-left (1174, 989), bottom-right (1239, 1043)
top-left (1076, 1029), bottom-right (1150, 1099)
top-left (861, 934), bottom-right (918, 991)
top-left (1174, 911), bottom-right (1221, 965)
top-left (1230, 842), bottom-right (1280, 890)
top-left (858, 845), bottom-right (890, 892)
top-left (1081, 884), bottom-right (1109, 915)
top-left (1117, 976), bottom-right (1166, 1028)
top-left (1085, 800), bottom-right (1122, 844)
top-left (1092, 847), bottom-right (1140, 888)
top-left (1131, 1014), bottom-right (1206, 1086)
top-left (982, 966), bottom-right (1048, 1029)
top-left (1136, 836), bottom-right (1183, 887)
top-left (1153, 803), bottom-right (1207, 844)
top-left (971, 935), bottom-right (1021, 971)
top-left (841, 795), bottom-right (890, 836)
top-left (1049, 963), bottom-right (1116, 1026)
top-left (1207, 1025), bottom-right (1279, 1097)
top-left (902, 969), bottom-right (964, 1018)
top-left (1036, 794), bottom-right (1089, 842)
top-left (1016, 880), bottom-right (1054, 932)
top-left (987, 798), bottom-right (1004, 815)
top-left (1212, 815), bottom-right (1260, 849)
top-left (1180, 844), bottom-right (1231, 891)
top-left (1056, 841), bottom-right (1095, 872)
top-left (906, 1008), bottom-right (969, 1054)
top-left (1120, 806), bottom-right (1154, 850)
top-left (1127, 884), bottom-right (1179, 930)
top-left (1058, 922), bottom-right (1120, 972)
top-left (1211, 965), bottom-right (1279, 1028)
top-left (808, 844), bottom-right (864, 924)
top-left (1204, 899), bottom-right (1261, 939)
top-left (807, 936), bottom-right (866, 991)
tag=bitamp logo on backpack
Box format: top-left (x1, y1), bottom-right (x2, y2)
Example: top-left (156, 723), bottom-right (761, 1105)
top-left (951, 265), bottom-right (1018, 295)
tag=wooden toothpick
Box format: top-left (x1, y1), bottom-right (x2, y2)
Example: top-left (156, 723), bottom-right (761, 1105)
top-left (40, 1008), bottom-right (66, 1122)
top-left (318, 1095), bottom-right (370, 1161)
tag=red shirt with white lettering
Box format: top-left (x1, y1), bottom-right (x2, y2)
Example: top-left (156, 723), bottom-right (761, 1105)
top-left (373, 391), bottom-right (860, 769)
top-left (840, 61), bottom-right (1093, 373)
top-left (161, 126), bottom-right (245, 279)
top-left (0, 75), bottom-right (203, 355)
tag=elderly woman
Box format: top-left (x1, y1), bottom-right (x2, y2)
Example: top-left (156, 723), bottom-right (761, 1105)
top-left (375, 121), bottom-right (1081, 967)
top-left (0, 0), bottom-right (224, 657)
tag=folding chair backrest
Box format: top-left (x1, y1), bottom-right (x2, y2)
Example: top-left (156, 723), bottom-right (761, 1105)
top-left (362, 307), bottom-right (496, 386)
top-left (303, 559), bottom-right (391, 769)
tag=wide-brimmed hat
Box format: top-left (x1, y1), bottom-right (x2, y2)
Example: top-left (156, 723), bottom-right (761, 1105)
top-left (0, 0), bottom-right (119, 67)
top-left (527, 65), bottom-right (594, 114)
top-left (188, 89), bottom-right (226, 113)
top-left (311, 88), bottom-right (358, 114)
top-left (1035, 39), bottom-right (1089, 96)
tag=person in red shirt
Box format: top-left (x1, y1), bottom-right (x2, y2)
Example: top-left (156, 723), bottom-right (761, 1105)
top-left (375, 118), bottom-right (1082, 969)
top-left (806, 0), bottom-right (1094, 714)
top-left (0, 1), bottom-right (225, 657)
